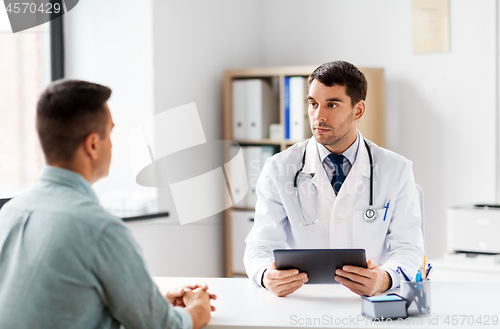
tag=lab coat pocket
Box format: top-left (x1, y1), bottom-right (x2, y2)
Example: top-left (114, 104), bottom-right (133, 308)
top-left (351, 208), bottom-right (390, 259)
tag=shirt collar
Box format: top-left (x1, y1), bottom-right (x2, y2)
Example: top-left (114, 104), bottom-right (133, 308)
top-left (39, 166), bottom-right (99, 203)
top-left (317, 130), bottom-right (360, 165)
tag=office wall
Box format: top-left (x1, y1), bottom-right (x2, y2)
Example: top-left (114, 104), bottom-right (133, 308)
top-left (153, 0), bottom-right (265, 209)
top-left (261, 0), bottom-right (498, 258)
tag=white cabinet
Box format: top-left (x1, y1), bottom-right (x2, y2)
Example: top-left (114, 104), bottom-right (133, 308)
top-left (125, 217), bottom-right (224, 277)
top-left (230, 210), bottom-right (255, 275)
top-left (429, 254), bottom-right (500, 283)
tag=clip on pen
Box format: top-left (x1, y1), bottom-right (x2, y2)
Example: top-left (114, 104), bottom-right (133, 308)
top-left (426, 266), bottom-right (433, 280)
top-left (383, 199), bottom-right (390, 221)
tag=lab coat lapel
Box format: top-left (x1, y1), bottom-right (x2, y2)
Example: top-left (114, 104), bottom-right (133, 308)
top-left (302, 138), bottom-right (336, 204)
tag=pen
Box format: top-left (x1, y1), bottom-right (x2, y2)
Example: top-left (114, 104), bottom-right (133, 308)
top-left (415, 270), bottom-right (424, 314)
top-left (397, 266), bottom-right (411, 281)
top-left (398, 266), bottom-right (414, 309)
top-left (415, 270), bottom-right (422, 282)
top-left (383, 199), bottom-right (390, 221)
top-left (426, 266), bottom-right (433, 280)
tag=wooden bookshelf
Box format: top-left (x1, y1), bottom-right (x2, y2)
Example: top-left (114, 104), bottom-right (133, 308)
top-left (223, 66), bottom-right (385, 277)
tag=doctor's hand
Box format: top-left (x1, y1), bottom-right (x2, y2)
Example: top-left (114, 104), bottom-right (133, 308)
top-left (166, 283), bottom-right (217, 311)
top-left (334, 259), bottom-right (392, 296)
top-left (262, 261), bottom-right (308, 297)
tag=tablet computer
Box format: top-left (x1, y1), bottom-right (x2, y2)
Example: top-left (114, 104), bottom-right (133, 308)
top-left (273, 249), bottom-right (367, 284)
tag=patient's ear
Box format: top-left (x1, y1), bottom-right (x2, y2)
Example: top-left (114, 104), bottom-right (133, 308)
top-left (83, 132), bottom-right (100, 160)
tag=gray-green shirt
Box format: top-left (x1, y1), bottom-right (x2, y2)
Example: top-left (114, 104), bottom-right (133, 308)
top-left (0, 166), bottom-right (192, 329)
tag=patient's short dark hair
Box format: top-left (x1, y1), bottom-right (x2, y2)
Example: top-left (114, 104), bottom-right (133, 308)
top-left (308, 61), bottom-right (367, 107)
top-left (36, 79), bottom-right (112, 163)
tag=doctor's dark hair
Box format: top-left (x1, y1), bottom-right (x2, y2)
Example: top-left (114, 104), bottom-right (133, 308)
top-left (36, 79), bottom-right (112, 163)
top-left (308, 61), bottom-right (367, 107)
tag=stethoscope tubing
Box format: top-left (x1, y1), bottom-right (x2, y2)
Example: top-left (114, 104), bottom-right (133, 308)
top-left (363, 139), bottom-right (374, 207)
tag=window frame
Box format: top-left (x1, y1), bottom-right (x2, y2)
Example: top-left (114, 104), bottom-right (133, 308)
top-left (50, 11), bottom-right (64, 81)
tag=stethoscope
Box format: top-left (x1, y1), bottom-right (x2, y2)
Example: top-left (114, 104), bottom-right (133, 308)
top-left (293, 139), bottom-right (377, 226)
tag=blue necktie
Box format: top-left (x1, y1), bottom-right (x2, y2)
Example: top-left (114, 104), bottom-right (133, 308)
top-left (328, 154), bottom-right (346, 195)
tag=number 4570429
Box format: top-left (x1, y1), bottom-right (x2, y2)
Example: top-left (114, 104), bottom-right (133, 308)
top-left (6, 2), bottom-right (61, 14)
top-left (444, 315), bottom-right (498, 326)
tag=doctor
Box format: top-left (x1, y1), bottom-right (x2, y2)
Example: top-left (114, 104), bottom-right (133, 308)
top-left (244, 61), bottom-right (424, 297)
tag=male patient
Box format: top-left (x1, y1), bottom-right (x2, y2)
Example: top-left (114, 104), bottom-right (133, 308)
top-left (0, 80), bottom-right (214, 329)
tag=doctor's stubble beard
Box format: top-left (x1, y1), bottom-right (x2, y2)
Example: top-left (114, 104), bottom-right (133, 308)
top-left (311, 119), bottom-right (356, 150)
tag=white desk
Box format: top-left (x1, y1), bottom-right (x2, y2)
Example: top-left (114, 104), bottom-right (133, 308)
top-left (153, 277), bottom-right (500, 328)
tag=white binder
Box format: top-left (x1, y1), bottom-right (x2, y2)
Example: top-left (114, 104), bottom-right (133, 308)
top-left (244, 146), bottom-right (262, 207)
top-left (289, 77), bottom-right (311, 141)
top-left (232, 80), bottom-right (247, 140)
top-left (230, 210), bottom-right (255, 274)
top-left (229, 144), bottom-right (248, 207)
top-left (245, 79), bottom-right (279, 140)
top-left (261, 146), bottom-right (275, 167)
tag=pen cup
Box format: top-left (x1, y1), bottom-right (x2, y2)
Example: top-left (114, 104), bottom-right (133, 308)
top-left (401, 280), bottom-right (431, 316)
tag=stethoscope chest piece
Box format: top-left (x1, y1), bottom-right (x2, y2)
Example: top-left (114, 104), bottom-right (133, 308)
top-left (364, 206), bottom-right (377, 222)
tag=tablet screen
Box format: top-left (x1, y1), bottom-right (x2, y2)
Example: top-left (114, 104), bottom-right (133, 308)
top-left (274, 249), bottom-right (367, 284)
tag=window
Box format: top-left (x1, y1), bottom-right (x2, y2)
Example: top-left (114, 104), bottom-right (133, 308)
top-left (0, 6), bottom-right (159, 220)
top-left (0, 7), bottom-right (51, 198)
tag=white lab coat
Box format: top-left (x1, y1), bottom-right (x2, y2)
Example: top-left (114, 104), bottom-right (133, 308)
top-left (244, 132), bottom-right (425, 289)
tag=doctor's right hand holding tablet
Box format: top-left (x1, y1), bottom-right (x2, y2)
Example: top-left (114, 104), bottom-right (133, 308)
top-left (262, 261), bottom-right (308, 297)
